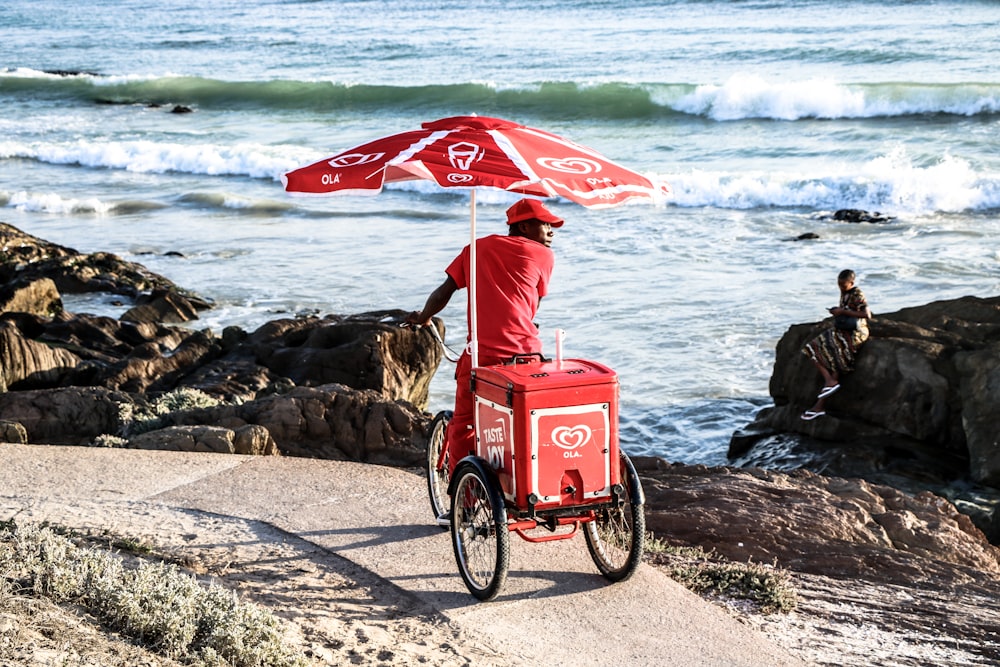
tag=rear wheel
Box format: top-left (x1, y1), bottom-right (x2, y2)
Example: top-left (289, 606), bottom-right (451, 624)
top-left (584, 452), bottom-right (645, 582)
top-left (450, 464), bottom-right (510, 601)
top-left (426, 410), bottom-right (452, 524)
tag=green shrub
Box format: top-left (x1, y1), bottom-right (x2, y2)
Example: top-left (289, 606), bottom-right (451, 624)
top-left (120, 388), bottom-right (225, 437)
top-left (0, 521), bottom-right (308, 667)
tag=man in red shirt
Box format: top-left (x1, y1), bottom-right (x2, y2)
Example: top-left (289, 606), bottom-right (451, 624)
top-left (406, 198), bottom-right (561, 521)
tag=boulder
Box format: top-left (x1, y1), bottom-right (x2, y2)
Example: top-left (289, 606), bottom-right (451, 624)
top-left (127, 424), bottom-right (278, 456)
top-left (0, 420), bottom-right (27, 444)
top-left (155, 384), bottom-right (428, 466)
top-left (238, 310), bottom-right (444, 409)
top-left (120, 288), bottom-right (201, 324)
top-left (638, 458), bottom-right (1000, 586)
top-left (732, 295), bottom-right (1000, 486)
top-left (0, 319), bottom-right (81, 392)
top-left (0, 312), bottom-right (222, 395)
top-left (0, 386), bottom-right (137, 445)
top-left (0, 277), bottom-right (62, 318)
top-left (103, 328), bottom-right (222, 395)
top-left (0, 225), bottom-right (441, 464)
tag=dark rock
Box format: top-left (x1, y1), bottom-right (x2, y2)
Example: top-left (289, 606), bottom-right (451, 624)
top-left (0, 222), bottom-right (210, 308)
top-left (177, 357), bottom-right (279, 404)
top-left (120, 288), bottom-right (201, 323)
top-left (154, 383), bottom-right (428, 466)
top-left (239, 310), bottom-right (443, 409)
top-left (0, 225), bottom-right (443, 464)
top-left (108, 328), bottom-right (222, 395)
top-left (830, 209), bottom-right (896, 223)
top-left (43, 69), bottom-right (102, 77)
top-left (0, 319), bottom-right (81, 391)
top-left (170, 105), bottom-right (194, 114)
top-left (732, 295), bottom-right (1000, 486)
top-left (0, 386), bottom-right (137, 445)
top-left (0, 311), bottom-right (216, 394)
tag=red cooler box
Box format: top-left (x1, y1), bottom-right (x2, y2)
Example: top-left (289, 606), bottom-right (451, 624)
top-left (472, 357), bottom-right (620, 512)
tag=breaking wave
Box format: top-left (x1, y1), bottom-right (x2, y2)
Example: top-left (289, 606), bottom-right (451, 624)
top-left (4, 144), bottom-right (998, 216)
top-left (3, 68), bottom-right (1000, 121)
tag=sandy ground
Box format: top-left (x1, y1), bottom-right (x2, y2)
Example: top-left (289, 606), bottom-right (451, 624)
top-left (2, 444), bottom-right (998, 666)
top-left (3, 502), bottom-right (507, 666)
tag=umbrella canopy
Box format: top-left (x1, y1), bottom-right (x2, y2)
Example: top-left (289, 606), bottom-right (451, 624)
top-left (282, 115), bottom-right (667, 207)
top-left (282, 114), bottom-right (668, 367)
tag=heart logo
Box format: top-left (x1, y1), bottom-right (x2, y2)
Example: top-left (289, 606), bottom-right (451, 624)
top-left (551, 425), bottom-right (592, 450)
top-left (536, 156), bottom-right (602, 175)
top-left (327, 152), bottom-right (384, 168)
top-left (447, 173), bottom-right (474, 183)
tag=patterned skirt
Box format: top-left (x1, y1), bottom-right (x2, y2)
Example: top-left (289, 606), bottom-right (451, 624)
top-left (802, 325), bottom-right (869, 375)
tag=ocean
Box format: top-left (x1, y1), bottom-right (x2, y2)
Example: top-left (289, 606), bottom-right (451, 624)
top-left (2, 0), bottom-right (999, 466)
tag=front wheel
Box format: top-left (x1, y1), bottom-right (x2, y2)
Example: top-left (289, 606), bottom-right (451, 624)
top-left (426, 410), bottom-right (452, 524)
top-left (584, 452), bottom-right (645, 582)
top-left (450, 464), bottom-right (510, 601)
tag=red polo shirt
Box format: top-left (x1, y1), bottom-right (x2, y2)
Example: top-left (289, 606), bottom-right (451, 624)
top-left (445, 234), bottom-right (554, 359)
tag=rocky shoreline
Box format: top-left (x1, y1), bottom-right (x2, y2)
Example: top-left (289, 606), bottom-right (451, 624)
top-left (3, 221), bottom-right (1000, 664)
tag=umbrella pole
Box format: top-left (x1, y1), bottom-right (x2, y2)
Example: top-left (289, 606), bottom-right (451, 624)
top-left (469, 189), bottom-right (479, 368)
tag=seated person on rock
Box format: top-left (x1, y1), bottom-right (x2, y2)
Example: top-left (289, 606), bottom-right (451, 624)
top-left (801, 269), bottom-right (872, 420)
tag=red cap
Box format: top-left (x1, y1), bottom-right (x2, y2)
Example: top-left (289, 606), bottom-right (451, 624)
top-left (505, 198), bottom-right (564, 227)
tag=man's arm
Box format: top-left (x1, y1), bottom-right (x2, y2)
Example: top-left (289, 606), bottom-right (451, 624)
top-left (406, 276), bottom-right (459, 326)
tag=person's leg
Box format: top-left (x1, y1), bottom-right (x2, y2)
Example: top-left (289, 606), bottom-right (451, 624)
top-left (810, 357), bottom-right (839, 389)
top-left (803, 338), bottom-right (840, 418)
top-left (445, 351), bottom-right (476, 475)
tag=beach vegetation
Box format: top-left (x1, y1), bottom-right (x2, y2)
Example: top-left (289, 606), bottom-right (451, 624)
top-left (118, 387), bottom-right (228, 437)
top-left (0, 520), bottom-right (308, 667)
top-left (644, 534), bottom-right (798, 614)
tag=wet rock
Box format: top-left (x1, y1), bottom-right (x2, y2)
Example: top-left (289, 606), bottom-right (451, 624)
top-left (0, 221), bottom-right (210, 309)
top-left (120, 288), bottom-right (201, 323)
top-left (829, 208), bottom-right (896, 223)
top-left (733, 295), bottom-right (1000, 487)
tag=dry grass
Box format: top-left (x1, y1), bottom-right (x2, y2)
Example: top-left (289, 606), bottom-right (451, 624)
top-left (644, 535), bottom-right (798, 614)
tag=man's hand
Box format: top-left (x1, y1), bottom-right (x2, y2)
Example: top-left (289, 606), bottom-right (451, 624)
top-left (404, 311), bottom-right (428, 328)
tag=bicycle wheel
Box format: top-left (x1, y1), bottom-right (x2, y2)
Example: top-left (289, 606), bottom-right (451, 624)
top-left (584, 452), bottom-right (645, 582)
top-left (426, 410), bottom-right (452, 523)
top-left (450, 464), bottom-right (510, 601)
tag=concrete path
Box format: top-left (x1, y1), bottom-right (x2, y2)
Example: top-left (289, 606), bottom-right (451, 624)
top-left (1, 444), bottom-right (805, 666)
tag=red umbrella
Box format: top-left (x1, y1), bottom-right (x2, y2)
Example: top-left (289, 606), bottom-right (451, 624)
top-left (282, 114), bottom-right (668, 365)
top-left (282, 115), bottom-right (667, 207)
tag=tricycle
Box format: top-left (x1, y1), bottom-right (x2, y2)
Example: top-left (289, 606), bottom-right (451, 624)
top-left (426, 350), bottom-right (645, 601)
